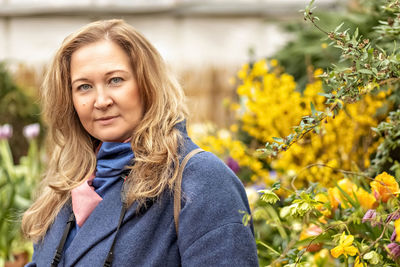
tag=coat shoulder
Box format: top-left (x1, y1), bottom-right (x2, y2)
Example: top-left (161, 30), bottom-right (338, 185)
top-left (177, 150), bottom-right (258, 265)
top-left (181, 150), bottom-right (243, 193)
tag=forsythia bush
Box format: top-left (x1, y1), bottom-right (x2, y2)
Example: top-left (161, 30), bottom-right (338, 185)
top-left (193, 60), bottom-right (386, 187)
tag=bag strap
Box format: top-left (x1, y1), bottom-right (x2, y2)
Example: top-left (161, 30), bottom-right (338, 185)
top-left (173, 148), bottom-right (204, 236)
top-left (51, 212), bottom-right (75, 267)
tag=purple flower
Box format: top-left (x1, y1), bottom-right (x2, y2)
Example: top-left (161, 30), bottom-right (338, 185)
top-left (0, 124), bottom-right (13, 139)
top-left (362, 209), bottom-right (377, 226)
top-left (23, 123), bottom-right (40, 140)
top-left (392, 230), bottom-right (397, 242)
top-left (226, 157), bottom-right (240, 173)
top-left (386, 210), bottom-right (400, 223)
top-left (388, 243), bottom-right (400, 260)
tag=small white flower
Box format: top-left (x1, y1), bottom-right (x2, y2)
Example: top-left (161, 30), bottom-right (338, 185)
top-left (23, 123), bottom-right (40, 140)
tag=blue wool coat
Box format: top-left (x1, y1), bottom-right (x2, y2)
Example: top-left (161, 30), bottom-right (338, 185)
top-left (26, 132), bottom-right (259, 266)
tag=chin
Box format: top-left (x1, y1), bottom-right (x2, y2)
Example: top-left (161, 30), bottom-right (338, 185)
top-left (95, 135), bottom-right (122, 143)
top-left (96, 133), bottom-right (131, 143)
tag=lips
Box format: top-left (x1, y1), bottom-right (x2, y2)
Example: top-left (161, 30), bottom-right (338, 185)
top-left (95, 115), bottom-right (118, 125)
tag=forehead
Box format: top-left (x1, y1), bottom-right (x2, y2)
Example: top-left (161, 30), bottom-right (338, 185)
top-left (70, 40), bottom-right (133, 78)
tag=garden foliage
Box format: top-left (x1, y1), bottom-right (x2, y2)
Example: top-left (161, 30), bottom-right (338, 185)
top-left (0, 63), bottom-right (41, 162)
top-left (192, 0), bottom-right (400, 265)
top-left (0, 124), bottom-right (41, 264)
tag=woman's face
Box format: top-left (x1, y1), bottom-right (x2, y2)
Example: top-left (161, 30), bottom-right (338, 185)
top-left (70, 40), bottom-right (143, 142)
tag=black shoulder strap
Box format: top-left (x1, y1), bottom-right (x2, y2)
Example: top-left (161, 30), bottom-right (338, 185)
top-left (51, 212), bottom-right (75, 267)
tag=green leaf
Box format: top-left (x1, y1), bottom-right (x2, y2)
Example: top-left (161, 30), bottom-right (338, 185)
top-left (363, 251), bottom-right (381, 265)
top-left (335, 22), bottom-right (345, 32)
top-left (272, 137), bottom-right (284, 143)
top-left (310, 102), bottom-right (316, 116)
top-left (334, 182), bottom-right (359, 208)
top-left (359, 69), bottom-right (373, 75)
top-left (259, 189), bottom-right (280, 204)
top-left (354, 27), bottom-right (359, 39)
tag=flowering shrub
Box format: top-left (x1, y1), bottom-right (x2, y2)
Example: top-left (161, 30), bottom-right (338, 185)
top-left (193, 62), bottom-right (386, 187)
top-left (250, 171), bottom-right (400, 266)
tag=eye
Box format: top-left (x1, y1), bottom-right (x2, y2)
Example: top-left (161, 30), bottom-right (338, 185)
top-left (109, 77), bottom-right (123, 85)
top-left (77, 84), bottom-right (92, 91)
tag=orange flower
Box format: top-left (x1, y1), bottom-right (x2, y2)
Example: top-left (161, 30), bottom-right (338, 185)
top-left (370, 172), bottom-right (400, 202)
top-left (299, 224), bottom-right (323, 252)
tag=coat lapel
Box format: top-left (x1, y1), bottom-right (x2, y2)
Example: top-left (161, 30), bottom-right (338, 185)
top-left (64, 179), bottom-right (139, 266)
top-left (34, 203), bottom-right (72, 266)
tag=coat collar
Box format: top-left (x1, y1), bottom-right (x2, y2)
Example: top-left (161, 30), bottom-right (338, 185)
top-left (64, 178), bottom-right (140, 266)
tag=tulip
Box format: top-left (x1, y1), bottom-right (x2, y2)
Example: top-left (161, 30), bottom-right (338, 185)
top-left (23, 123), bottom-right (40, 140)
top-left (0, 124), bottom-right (13, 139)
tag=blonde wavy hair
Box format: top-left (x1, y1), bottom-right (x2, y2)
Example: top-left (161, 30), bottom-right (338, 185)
top-left (22, 19), bottom-right (187, 242)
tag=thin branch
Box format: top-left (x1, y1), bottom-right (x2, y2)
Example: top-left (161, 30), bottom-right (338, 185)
top-left (291, 163), bottom-right (373, 191)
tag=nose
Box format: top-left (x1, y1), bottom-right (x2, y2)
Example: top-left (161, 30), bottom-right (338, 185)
top-left (94, 88), bottom-right (113, 110)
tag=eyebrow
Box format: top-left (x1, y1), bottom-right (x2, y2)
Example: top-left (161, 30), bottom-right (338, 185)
top-left (71, 70), bottom-right (130, 85)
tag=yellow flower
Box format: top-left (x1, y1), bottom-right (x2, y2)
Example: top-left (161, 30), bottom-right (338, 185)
top-left (315, 193), bottom-right (331, 218)
top-left (354, 256), bottom-right (366, 267)
top-left (328, 179), bottom-right (357, 209)
top-left (270, 59), bottom-right (278, 67)
top-left (251, 59), bottom-right (268, 76)
top-left (330, 232), bottom-right (358, 258)
top-left (370, 172), bottom-right (400, 202)
top-left (230, 124), bottom-right (239, 133)
top-left (314, 68), bottom-right (324, 77)
top-left (395, 219), bottom-right (400, 242)
top-left (337, 178), bottom-right (358, 196)
top-left (356, 188), bottom-right (376, 210)
top-left (328, 187), bottom-right (340, 210)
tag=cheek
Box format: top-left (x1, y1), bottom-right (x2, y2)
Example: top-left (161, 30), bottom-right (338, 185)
top-left (73, 99), bottom-right (90, 122)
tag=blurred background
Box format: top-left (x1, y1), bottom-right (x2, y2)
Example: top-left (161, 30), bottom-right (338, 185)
top-left (0, 0), bottom-right (339, 125)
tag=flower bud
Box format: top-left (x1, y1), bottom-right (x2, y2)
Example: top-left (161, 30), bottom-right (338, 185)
top-left (386, 210), bottom-right (400, 223)
top-left (362, 209), bottom-right (378, 226)
top-left (391, 230), bottom-right (397, 242)
top-left (226, 157), bottom-right (240, 174)
top-left (388, 243), bottom-right (400, 260)
top-left (23, 123), bottom-right (40, 140)
top-left (0, 124), bottom-right (13, 139)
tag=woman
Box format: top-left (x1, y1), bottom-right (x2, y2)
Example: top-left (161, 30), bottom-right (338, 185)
top-left (22, 19), bottom-right (258, 266)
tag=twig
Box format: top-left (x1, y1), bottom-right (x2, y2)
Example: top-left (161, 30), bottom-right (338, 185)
top-left (291, 163), bottom-right (373, 191)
